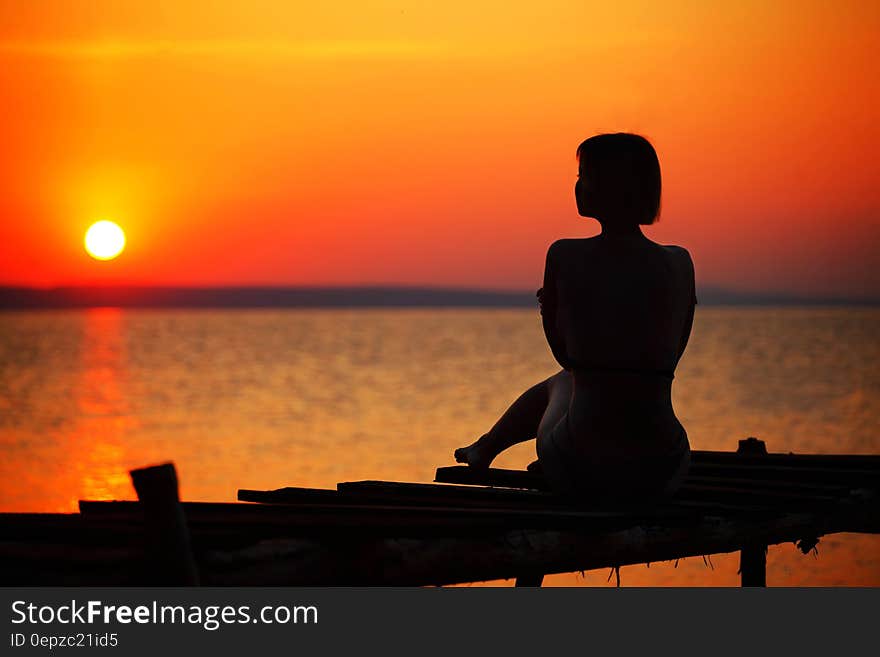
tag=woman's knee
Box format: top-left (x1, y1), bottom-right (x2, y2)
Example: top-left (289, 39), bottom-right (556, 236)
top-left (526, 370), bottom-right (569, 409)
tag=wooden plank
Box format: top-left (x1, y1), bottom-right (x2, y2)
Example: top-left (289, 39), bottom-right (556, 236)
top-left (435, 466), bottom-right (547, 489)
top-left (687, 463), bottom-right (880, 485)
top-left (199, 505), bottom-right (879, 586)
top-left (662, 499), bottom-right (779, 514)
top-left (79, 499), bottom-right (680, 535)
top-left (238, 488), bottom-right (342, 504)
top-left (240, 483), bottom-right (567, 509)
top-left (684, 475), bottom-right (849, 494)
top-left (336, 479), bottom-right (840, 511)
top-left (691, 450), bottom-right (880, 469)
top-left (0, 542), bottom-right (146, 585)
top-left (0, 513), bottom-right (145, 544)
top-left (337, 481), bottom-right (569, 506)
top-left (245, 487), bottom-right (823, 516)
top-left (675, 483), bottom-right (839, 505)
top-left (435, 463), bottom-right (880, 490)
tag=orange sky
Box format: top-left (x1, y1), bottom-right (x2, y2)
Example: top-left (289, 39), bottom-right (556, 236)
top-left (0, 1), bottom-right (878, 297)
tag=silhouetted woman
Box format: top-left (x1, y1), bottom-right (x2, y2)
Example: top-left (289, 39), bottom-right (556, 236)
top-left (455, 133), bottom-right (695, 503)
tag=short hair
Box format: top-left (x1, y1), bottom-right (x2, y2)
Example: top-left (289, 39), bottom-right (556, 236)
top-left (576, 133), bottom-right (662, 225)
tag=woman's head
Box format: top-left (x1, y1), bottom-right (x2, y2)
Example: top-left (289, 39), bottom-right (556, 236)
top-left (575, 133), bottom-right (661, 226)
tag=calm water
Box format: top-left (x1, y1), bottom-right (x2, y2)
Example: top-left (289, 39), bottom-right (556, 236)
top-left (1, 307), bottom-right (878, 586)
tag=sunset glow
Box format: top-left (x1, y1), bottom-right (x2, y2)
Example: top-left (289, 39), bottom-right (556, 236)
top-left (0, 1), bottom-right (877, 297)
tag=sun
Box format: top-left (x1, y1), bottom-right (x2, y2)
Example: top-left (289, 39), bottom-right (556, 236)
top-left (84, 221), bottom-right (126, 261)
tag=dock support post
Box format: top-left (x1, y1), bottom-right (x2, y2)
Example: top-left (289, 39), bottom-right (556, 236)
top-left (130, 462), bottom-right (200, 585)
top-left (737, 437), bottom-right (768, 587)
top-left (740, 544), bottom-right (767, 587)
top-left (515, 573), bottom-right (545, 587)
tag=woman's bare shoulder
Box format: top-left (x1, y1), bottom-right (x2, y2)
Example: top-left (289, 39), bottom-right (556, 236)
top-left (660, 244), bottom-right (694, 269)
top-left (547, 237), bottom-right (599, 260)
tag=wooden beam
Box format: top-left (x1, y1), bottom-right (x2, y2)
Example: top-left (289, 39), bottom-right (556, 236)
top-left (435, 465), bottom-right (547, 489)
top-left (79, 499), bottom-right (670, 536)
top-left (737, 438), bottom-right (768, 587)
top-left (335, 480), bottom-right (840, 512)
top-left (515, 573), bottom-right (545, 587)
top-left (740, 544), bottom-right (767, 587)
top-left (436, 462), bottom-right (880, 490)
top-left (3, 500), bottom-right (874, 586)
top-left (130, 462), bottom-right (199, 585)
top-left (239, 487), bottom-right (341, 504)
top-left (337, 480), bottom-right (566, 505)
top-left (689, 450), bottom-right (880, 468)
top-left (199, 508), bottom-right (863, 586)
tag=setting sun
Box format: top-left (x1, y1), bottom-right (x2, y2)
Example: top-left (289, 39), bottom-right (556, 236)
top-left (84, 221), bottom-right (126, 261)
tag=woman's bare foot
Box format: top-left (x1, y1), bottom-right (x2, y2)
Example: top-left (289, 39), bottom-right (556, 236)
top-left (454, 434), bottom-right (495, 469)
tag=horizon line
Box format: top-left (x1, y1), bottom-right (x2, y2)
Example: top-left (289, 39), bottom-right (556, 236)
top-left (0, 284), bottom-right (877, 309)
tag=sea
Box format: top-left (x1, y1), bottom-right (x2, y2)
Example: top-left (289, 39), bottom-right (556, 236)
top-left (1, 307), bottom-right (878, 586)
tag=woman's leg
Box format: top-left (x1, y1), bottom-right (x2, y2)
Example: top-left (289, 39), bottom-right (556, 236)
top-left (455, 369), bottom-right (569, 468)
top-left (536, 369), bottom-right (573, 443)
top-left (533, 370), bottom-right (575, 477)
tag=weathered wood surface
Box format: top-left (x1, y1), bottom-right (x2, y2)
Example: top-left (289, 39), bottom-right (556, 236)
top-left (2, 442), bottom-right (878, 586)
top-left (736, 437), bottom-right (769, 587)
top-left (435, 450), bottom-right (880, 490)
top-left (740, 543), bottom-right (767, 587)
top-left (130, 462), bottom-right (199, 585)
top-left (197, 506), bottom-right (877, 586)
top-left (241, 479), bottom-right (845, 513)
top-left (78, 499), bottom-right (682, 536)
top-left (3, 501), bottom-right (875, 586)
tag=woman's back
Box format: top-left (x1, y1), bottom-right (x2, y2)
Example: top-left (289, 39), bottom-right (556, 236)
top-left (550, 235), bottom-right (696, 376)
top-left (539, 232), bottom-right (696, 476)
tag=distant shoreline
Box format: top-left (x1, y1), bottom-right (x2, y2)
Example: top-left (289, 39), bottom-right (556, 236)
top-left (1, 286), bottom-right (877, 309)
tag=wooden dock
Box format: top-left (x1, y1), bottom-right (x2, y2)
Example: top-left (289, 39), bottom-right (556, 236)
top-left (1, 438), bottom-right (878, 586)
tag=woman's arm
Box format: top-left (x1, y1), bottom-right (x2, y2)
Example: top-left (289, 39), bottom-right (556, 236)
top-left (540, 243), bottom-right (573, 370)
top-left (675, 250), bottom-right (697, 362)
